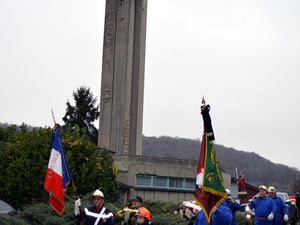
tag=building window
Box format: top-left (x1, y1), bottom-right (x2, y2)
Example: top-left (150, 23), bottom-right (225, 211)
top-left (169, 177), bottom-right (184, 189)
top-left (153, 176), bottom-right (167, 187)
top-left (136, 174), bottom-right (195, 190)
top-left (136, 175), bottom-right (152, 186)
top-left (184, 178), bottom-right (196, 190)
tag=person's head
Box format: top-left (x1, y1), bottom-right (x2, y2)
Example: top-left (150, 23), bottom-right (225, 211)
top-left (135, 207), bottom-right (151, 224)
top-left (267, 186), bottom-right (276, 198)
top-left (92, 189), bottom-right (104, 208)
top-left (258, 185), bottom-right (267, 197)
top-left (131, 196), bottom-right (143, 208)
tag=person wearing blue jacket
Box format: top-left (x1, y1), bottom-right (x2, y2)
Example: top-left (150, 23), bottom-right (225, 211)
top-left (248, 185), bottom-right (277, 225)
top-left (267, 186), bottom-right (288, 225)
top-left (193, 200), bottom-right (233, 225)
top-left (224, 189), bottom-right (241, 225)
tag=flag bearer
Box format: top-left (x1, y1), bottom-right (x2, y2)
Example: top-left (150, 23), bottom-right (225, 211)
top-left (193, 200), bottom-right (233, 225)
top-left (75, 189), bottom-right (114, 225)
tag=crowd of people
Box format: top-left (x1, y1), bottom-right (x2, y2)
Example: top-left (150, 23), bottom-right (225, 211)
top-left (74, 190), bottom-right (151, 225)
top-left (248, 185), bottom-right (300, 225)
top-left (73, 187), bottom-right (300, 225)
top-left (181, 188), bottom-right (240, 225)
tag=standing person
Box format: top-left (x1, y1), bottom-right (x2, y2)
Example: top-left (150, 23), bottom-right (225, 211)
top-left (193, 200), bottom-right (233, 225)
top-left (248, 185), bottom-right (277, 225)
top-left (130, 196), bottom-right (143, 210)
top-left (128, 196), bottom-right (149, 225)
top-left (74, 189), bottom-right (114, 225)
top-left (180, 200), bottom-right (201, 225)
top-left (286, 196), bottom-right (298, 225)
top-left (115, 200), bottom-right (138, 225)
top-left (135, 207), bottom-right (151, 225)
top-left (224, 189), bottom-right (241, 225)
top-left (296, 192), bottom-right (300, 219)
top-left (267, 186), bottom-right (288, 225)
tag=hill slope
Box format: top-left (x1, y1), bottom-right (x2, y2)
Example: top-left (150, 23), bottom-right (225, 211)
top-left (142, 135), bottom-right (300, 192)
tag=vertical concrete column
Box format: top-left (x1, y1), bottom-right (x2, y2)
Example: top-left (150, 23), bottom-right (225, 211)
top-left (98, 0), bottom-right (147, 156)
top-left (130, 0), bottom-right (147, 155)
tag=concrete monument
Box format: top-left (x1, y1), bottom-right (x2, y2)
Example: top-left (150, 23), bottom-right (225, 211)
top-left (98, 0), bottom-right (147, 155)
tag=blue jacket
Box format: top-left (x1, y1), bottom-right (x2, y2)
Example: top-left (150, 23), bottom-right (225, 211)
top-left (224, 198), bottom-right (241, 225)
top-left (270, 195), bottom-right (288, 225)
top-left (82, 206), bottom-right (114, 225)
top-left (193, 201), bottom-right (233, 225)
top-left (248, 196), bottom-right (277, 225)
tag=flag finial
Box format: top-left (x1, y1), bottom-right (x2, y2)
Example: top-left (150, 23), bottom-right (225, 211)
top-left (201, 96), bottom-right (206, 112)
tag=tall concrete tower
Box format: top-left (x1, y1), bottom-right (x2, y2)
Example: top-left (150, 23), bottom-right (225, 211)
top-left (98, 0), bottom-right (147, 155)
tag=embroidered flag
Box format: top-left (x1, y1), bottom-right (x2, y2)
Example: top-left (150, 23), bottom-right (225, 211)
top-left (195, 103), bottom-right (227, 222)
top-left (44, 127), bottom-right (72, 215)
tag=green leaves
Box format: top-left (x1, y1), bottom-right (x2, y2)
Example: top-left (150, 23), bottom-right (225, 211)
top-left (0, 125), bottom-right (119, 208)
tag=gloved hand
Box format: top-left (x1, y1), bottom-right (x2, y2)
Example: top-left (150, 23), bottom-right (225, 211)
top-left (74, 199), bottom-right (81, 216)
top-left (284, 214), bottom-right (289, 222)
top-left (267, 213), bottom-right (274, 220)
top-left (227, 197), bottom-right (234, 203)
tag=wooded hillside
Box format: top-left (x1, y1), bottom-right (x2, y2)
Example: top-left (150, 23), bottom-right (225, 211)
top-left (142, 136), bottom-right (300, 193)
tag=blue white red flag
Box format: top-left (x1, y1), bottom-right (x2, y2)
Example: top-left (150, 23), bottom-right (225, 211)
top-left (44, 127), bottom-right (72, 215)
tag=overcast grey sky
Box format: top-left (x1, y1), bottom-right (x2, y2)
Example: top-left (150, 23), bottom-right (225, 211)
top-left (0, 0), bottom-right (299, 170)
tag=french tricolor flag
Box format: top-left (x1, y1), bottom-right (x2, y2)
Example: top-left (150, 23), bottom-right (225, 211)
top-left (44, 127), bottom-right (72, 215)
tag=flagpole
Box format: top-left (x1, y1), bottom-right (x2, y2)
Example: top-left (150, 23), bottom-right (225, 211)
top-left (50, 110), bottom-right (86, 224)
top-left (50, 109), bottom-right (80, 200)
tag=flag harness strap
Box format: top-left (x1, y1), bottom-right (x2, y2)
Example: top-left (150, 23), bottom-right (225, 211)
top-left (84, 207), bottom-right (106, 225)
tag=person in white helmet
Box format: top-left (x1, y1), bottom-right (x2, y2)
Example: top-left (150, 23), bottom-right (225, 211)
top-left (224, 189), bottom-right (241, 225)
top-left (267, 186), bottom-right (288, 225)
top-left (74, 189), bottom-right (114, 225)
top-left (248, 185), bottom-right (276, 225)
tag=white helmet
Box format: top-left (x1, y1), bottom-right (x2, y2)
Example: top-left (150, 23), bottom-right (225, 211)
top-left (92, 189), bottom-right (104, 198)
top-left (225, 189), bottom-right (231, 195)
top-left (259, 185), bottom-right (267, 191)
top-left (267, 186), bottom-right (276, 193)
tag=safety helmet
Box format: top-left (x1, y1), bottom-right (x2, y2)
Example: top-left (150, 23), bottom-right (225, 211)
top-left (92, 189), bottom-right (104, 198)
top-left (259, 185), bottom-right (267, 191)
top-left (181, 201), bottom-right (202, 211)
top-left (267, 186), bottom-right (276, 193)
top-left (225, 189), bottom-right (231, 195)
top-left (135, 207), bottom-right (151, 220)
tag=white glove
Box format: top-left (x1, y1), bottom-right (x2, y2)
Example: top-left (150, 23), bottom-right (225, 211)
top-left (267, 213), bottom-right (274, 220)
top-left (284, 214), bottom-right (289, 222)
top-left (74, 199), bottom-right (81, 216)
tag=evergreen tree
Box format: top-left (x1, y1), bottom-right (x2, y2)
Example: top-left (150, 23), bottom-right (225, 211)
top-left (62, 86), bottom-right (100, 143)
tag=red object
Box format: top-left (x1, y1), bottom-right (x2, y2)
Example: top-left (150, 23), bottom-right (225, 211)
top-left (44, 152), bottom-right (65, 214)
top-left (290, 195), bottom-right (296, 202)
top-left (194, 133), bottom-right (225, 222)
top-left (238, 173), bottom-right (246, 192)
top-left (44, 129), bottom-right (72, 215)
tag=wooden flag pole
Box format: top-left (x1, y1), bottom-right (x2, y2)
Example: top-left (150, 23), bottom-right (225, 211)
top-left (50, 109), bottom-right (86, 224)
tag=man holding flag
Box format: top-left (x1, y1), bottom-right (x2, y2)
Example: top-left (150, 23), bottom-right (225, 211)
top-left (194, 98), bottom-right (229, 223)
top-left (44, 124), bottom-right (73, 215)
